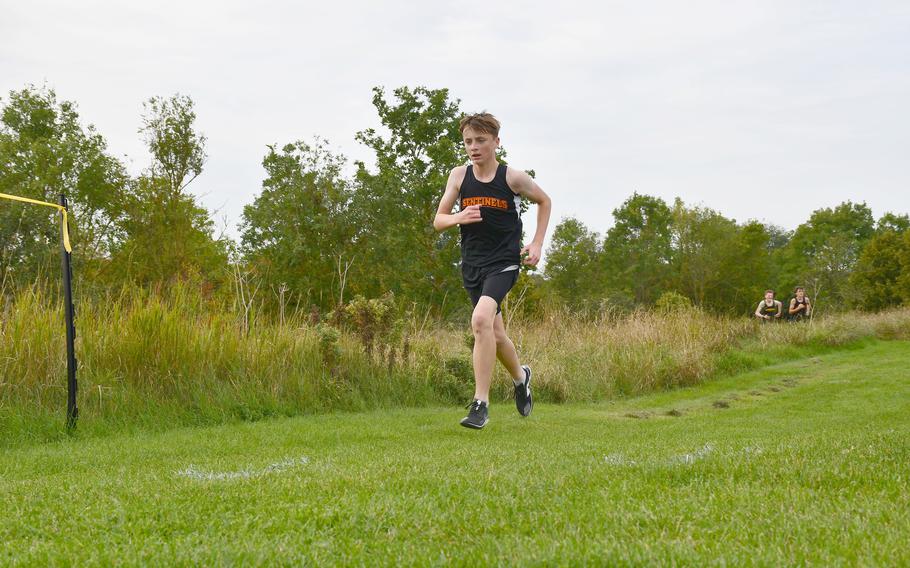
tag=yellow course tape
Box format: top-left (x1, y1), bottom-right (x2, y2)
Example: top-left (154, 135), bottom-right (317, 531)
top-left (0, 192), bottom-right (73, 252)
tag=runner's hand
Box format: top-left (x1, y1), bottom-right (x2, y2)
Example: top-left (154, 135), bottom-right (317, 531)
top-left (521, 241), bottom-right (542, 266)
top-left (458, 205), bottom-right (482, 225)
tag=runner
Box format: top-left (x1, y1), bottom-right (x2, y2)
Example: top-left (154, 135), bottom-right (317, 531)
top-left (433, 112), bottom-right (552, 429)
top-left (754, 289), bottom-right (783, 322)
top-left (787, 286), bottom-right (812, 322)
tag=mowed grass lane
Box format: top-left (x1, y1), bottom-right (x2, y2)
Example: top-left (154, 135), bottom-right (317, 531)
top-left (2, 340), bottom-right (909, 565)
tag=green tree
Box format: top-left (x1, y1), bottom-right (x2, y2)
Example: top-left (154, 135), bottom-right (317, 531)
top-left (110, 94), bottom-right (227, 286)
top-left (727, 221), bottom-right (778, 314)
top-left (850, 230), bottom-right (908, 310)
top-left (764, 222), bottom-right (791, 255)
top-left (349, 86), bottom-right (466, 309)
top-left (140, 95), bottom-right (206, 198)
top-left (602, 193), bottom-right (673, 305)
top-left (0, 86), bottom-right (128, 287)
top-left (898, 231), bottom-right (910, 304)
top-left (113, 177), bottom-right (227, 286)
top-left (240, 139), bottom-right (354, 310)
top-left (876, 212), bottom-right (910, 234)
top-left (780, 202), bottom-right (875, 312)
top-left (670, 200), bottom-right (740, 309)
top-left (544, 217), bottom-right (603, 310)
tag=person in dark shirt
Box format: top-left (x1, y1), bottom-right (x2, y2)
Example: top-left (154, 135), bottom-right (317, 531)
top-left (755, 289), bottom-right (783, 322)
top-left (433, 112), bottom-right (552, 429)
top-left (788, 286), bottom-right (812, 322)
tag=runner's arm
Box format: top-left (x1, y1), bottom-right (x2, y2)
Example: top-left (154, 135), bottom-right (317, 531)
top-left (434, 167), bottom-right (481, 231)
top-left (507, 169), bottom-right (552, 266)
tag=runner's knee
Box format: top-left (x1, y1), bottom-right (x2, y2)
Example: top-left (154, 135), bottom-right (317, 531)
top-left (471, 311), bottom-right (494, 334)
top-left (471, 300), bottom-right (497, 334)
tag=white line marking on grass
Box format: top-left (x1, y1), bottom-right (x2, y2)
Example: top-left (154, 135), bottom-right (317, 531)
top-left (176, 456), bottom-right (310, 482)
top-left (742, 446), bottom-right (764, 456)
top-left (603, 453), bottom-right (637, 466)
top-left (603, 443), bottom-right (719, 467)
top-left (669, 443), bottom-right (714, 465)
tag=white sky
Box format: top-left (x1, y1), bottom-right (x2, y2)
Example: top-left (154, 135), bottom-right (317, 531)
top-left (3, 0), bottom-right (909, 250)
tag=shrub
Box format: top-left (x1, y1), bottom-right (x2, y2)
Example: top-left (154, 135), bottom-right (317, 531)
top-left (654, 291), bottom-right (693, 313)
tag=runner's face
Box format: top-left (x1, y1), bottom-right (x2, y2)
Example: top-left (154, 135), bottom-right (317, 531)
top-left (765, 292), bottom-right (774, 302)
top-left (796, 290), bottom-right (804, 300)
top-left (462, 127), bottom-right (499, 165)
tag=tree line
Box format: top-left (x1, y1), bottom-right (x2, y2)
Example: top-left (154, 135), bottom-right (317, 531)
top-left (2, 84), bottom-right (908, 318)
top-left (545, 196), bottom-right (910, 315)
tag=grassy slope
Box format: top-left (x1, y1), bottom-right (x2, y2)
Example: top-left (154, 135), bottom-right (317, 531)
top-left (5, 298), bottom-right (909, 449)
top-left (2, 340), bottom-right (909, 566)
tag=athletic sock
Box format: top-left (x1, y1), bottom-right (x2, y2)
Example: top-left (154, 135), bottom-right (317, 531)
top-left (512, 367), bottom-right (527, 386)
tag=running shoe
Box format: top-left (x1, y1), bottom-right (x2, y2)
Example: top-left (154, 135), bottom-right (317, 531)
top-left (515, 365), bottom-right (532, 417)
top-left (460, 399), bottom-right (489, 429)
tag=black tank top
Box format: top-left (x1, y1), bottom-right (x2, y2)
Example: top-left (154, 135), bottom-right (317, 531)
top-left (790, 297), bottom-right (808, 319)
top-left (759, 301), bottom-right (779, 317)
top-left (459, 164), bottom-right (523, 268)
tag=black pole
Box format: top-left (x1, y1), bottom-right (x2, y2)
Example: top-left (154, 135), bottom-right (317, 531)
top-left (59, 194), bottom-right (78, 430)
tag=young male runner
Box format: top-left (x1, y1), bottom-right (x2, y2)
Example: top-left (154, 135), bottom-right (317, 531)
top-left (754, 289), bottom-right (783, 322)
top-left (787, 286), bottom-right (812, 322)
top-left (433, 112), bottom-right (552, 429)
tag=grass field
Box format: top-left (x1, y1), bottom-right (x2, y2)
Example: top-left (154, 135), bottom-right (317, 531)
top-left (2, 339), bottom-right (909, 565)
top-left (5, 287), bottom-right (910, 449)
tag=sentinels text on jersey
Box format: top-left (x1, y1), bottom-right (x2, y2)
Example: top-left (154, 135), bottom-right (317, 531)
top-left (458, 164), bottom-right (523, 268)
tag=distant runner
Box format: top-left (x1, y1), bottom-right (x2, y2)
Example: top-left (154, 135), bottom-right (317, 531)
top-left (787, 286), bottom-right (812, 322)
top-left (755, 290), bottom-right (783, 322)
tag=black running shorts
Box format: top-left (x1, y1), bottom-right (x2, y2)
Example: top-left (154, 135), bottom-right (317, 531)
top-left (461, 263), bottom-right (519, 314)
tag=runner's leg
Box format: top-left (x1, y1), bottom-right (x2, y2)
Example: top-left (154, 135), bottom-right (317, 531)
top-left (470, 296), bottom-right (498, 402)
top-left (493, 313), bottom-right (524, 381)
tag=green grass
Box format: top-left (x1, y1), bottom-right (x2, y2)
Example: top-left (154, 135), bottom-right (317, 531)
top-left (2, 340), bottom-right (908, 565)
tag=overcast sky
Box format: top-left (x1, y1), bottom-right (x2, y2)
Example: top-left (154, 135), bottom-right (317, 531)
top-left (3, 0), bottom-right (909, 250)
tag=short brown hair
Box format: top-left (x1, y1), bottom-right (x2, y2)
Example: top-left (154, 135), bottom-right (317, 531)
top-left (459, 112), bottom-right (500, 137)
top-left (765, 289), bottom-right (775, 296)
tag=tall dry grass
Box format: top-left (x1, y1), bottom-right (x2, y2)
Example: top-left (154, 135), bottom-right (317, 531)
top-left (498, 307), bottom-right (910, 403)
top-left (2, 285), bottom-right (909, 446)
